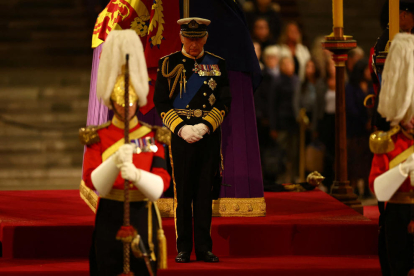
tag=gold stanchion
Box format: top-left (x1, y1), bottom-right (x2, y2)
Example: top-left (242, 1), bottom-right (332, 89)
top-left (298, 108), bottom-right (309, 183)
top-left (322, 1), bottom-right (363, 214)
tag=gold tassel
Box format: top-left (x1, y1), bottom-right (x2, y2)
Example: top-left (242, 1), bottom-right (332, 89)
top-left (147, 202), bottom-right (156, 261)
top-left (180, 73), bottom-right (183, 98)
top-left (157, 228), bottom-right (168, 269)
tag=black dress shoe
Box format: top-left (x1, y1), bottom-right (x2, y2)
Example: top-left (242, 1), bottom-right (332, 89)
top-left (196, 251), bottom-right (219, 262)
top-left (175, 252), bottom-right (191, 263)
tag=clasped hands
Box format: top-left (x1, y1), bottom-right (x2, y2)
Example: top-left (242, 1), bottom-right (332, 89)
top-left (179, 124), bottom-right (209, 143)
top-left (113, 144), bottom-right (141, 183)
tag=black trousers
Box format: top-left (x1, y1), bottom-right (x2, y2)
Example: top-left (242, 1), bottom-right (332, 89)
top-left (170, 129), bottom-right (221, 254)
top-left (89, 199), bottom-right (158, 276)
top-left (384, 203), bottom-right (413, 276)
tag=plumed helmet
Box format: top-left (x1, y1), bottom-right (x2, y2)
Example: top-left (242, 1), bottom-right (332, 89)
top-left (378, 33), bottom-right (414, 126)
top-left (97, 30), bottom-right (149, 109)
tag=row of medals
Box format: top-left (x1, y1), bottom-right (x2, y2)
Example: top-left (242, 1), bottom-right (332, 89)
top-left (132, 137), bottom-right (158, 154)
top-left (194, 60), bottom-right (221, 77)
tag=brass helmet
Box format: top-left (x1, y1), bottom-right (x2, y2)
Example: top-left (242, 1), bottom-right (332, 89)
top-left (110, 66), bottom-right (139, 107)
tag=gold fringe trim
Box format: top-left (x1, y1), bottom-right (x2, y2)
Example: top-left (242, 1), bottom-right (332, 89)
top-left (80, 180), bottom-right (98, 213)
top-left (80, 181), bottom-right (266, 217)
top-left (153, 202), bottom-right (167, 269)
top-left (156, 197), bottom-right (266, 217)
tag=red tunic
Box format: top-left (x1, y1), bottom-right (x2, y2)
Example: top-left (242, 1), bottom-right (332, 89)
top-left (369, 131), bottom-right (414, 194)
top-left (82, 119), bottom-right (170, 192)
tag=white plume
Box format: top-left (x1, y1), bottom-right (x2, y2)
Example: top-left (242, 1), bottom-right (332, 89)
top-left (378, 33), bottom-right (414, 126)
top-left (97, 30), bottom-right (149, 108)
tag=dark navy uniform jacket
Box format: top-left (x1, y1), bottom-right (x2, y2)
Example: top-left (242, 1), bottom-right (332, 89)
top-left (153, 50), bottom-right (232, 134)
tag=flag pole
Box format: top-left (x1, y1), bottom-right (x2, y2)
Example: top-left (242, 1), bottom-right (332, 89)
top-left (183, 0), bottom-right (189, 18)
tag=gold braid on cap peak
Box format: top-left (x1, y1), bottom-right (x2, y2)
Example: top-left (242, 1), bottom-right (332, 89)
top-left (110, 66), bottom-right (139, 107)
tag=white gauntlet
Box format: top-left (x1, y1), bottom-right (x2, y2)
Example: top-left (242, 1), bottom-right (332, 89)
top-left (91, 155), bottom-right (119, 196)
top-left (374, 164), bottom-right (409, 202)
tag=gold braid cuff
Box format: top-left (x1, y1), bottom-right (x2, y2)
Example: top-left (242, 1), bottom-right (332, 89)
top-left (163, 109), bottom-right (184, 133)
top-left (203, 107), bottom-right (224, 132)
top-left (162, 57), bottom-right (185, 99)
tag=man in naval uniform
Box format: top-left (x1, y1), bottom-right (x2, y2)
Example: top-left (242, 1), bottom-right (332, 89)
top-left (370, 33), bottom-right (414, 276)
top-left (153, 17), bottom-right (232, 263)
top-left (81, 30), bottom-right (170, 275)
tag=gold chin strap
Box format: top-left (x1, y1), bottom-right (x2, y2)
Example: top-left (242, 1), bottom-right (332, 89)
top-left (162, 57), bottom-right (186, 99)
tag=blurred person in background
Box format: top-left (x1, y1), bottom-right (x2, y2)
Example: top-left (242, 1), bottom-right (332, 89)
top-left (255, 46), bottom-right (280, 150)
top-left (316, 58), bottom-right (336, 192)
top-left (345, 47), bottom-right (364, 82)
top-left (345, 59), bottom-right (374, 198)
top-left (310, 36), bottom-right (333, 80)
top-left (269, 56), bottom-right (300, 183)
top-left (244, 0), bottom-right (282, 43)
top-left (253, 40), bottom-right (264, 69)
top-left (294, 59), bottom-right (321, 141)
top-left (277, 21), bottom-right (311, 82)
top-left (262, 46), bottom-right (280, 78)
top-left (251, 17), bottom-right (274, 51)
top-left (255, 46), bottom-right (281, 184)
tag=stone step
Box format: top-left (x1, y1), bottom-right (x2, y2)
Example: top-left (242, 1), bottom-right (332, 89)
top-left (0, 98), bottom-right (89, 113)
top-left (7, 18), bottom-right (90, 31)
top-left (0, 177), bottom-right (82, 190)
top-left (0, 86), bottom-right (90, 101)
top-left (0, 136), bottom-right (84, 153)
top-left (0, 167), bottom-right (81, 179)
top-left (0, 7), bottom-right (87, 20)
top-left (0, 55), bottom-right (92, 69)
top-left (0, 121), bottom-right (86, 138)
top-left (0, 69), bottom-right (91, 86)
top-left (0, 113), bottom-right (86, 128)
top-left (31, 30), bottom-right (91, 41)
top-left (0, 0), bottom-right (82, 10)
top-left (0, 40), bottom-right (91, 52)
top-left (0, 151), bottom-right (83, 168)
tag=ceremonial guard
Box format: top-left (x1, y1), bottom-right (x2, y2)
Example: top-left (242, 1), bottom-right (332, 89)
top-left (371, 0), bottom-right (414, 131)
top-left (370, 3), bottom-right (414, 275)
top-left (369, 33), bottom-right (414, 276)
top-left (153, 18), bottom-right (231, 263)
top-left (81, 30), bottom-right (170, 275)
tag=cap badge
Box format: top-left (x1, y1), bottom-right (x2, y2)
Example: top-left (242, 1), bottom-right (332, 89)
top-left (188, 20), bottom-right (199, 29)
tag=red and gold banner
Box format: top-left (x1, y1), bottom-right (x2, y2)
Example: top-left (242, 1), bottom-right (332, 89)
top-left (92, 0), bottom-right (181, 114)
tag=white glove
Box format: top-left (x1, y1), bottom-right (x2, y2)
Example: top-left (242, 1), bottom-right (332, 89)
top-left (400, 153), bottom-right (414, 176)
top-left (120, 162), bottom-right (163, 201)
top-left (193, 123), bottom-right (209, 136)
top-left (400, 153), bottom-right (414, 186)
top-left (91, 155), bottom-right (119, 196)
top-left (113, 144), bottom-right (134, 167)
top-left (179, 125), bottom-right (203, 143)
top-left (374, 163), bottom-right (409, 202)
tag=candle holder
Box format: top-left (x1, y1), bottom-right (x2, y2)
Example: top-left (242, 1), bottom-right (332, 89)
top-left (322, 27), bottom-right (363, 214)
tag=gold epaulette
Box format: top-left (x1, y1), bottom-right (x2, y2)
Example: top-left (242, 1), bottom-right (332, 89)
top-left (154, 126), bottom-right (171, 146)
top-left (79, 121), bottom-right (111, 146)
top-left (205, 51), bottom-right (225, 60)
top-left (139, 121), bottom-right (171, 146)
top-left (369, 125), bottom-right (400, 154)
top-left (159, 51), bottom-right (179, 60)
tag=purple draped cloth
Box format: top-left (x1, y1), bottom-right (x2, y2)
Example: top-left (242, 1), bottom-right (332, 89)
top-left (85, 45), bottom-right (263, 198)
top-left (221, 71), bottom-right (263, 198)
